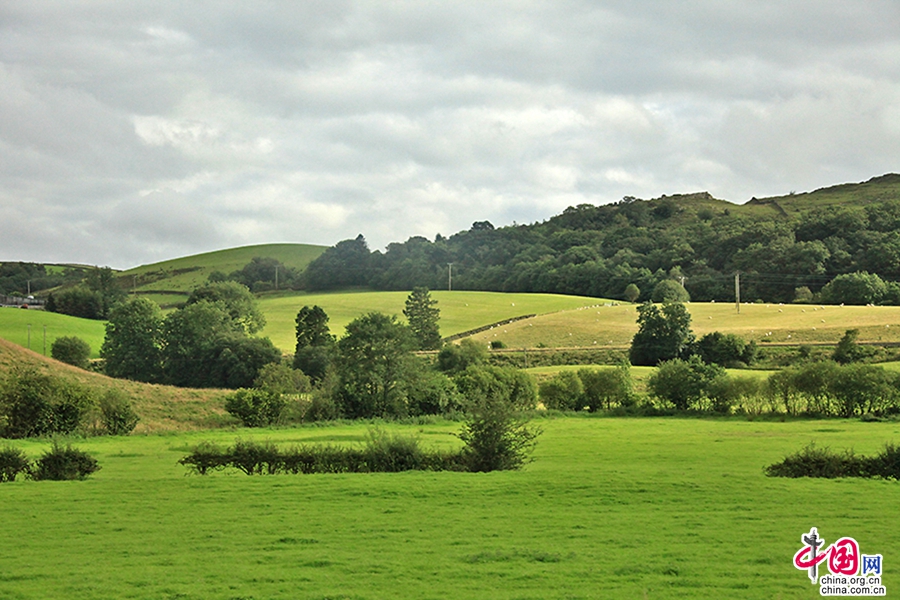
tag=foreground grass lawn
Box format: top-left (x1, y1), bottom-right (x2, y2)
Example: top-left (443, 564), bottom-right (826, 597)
top-left (1, 417), bottom-right (897, 599)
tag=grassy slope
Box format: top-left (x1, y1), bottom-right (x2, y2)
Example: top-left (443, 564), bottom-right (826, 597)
top-left (0, 417), bottom-right (896, 599)
top-left (122, 243), bottom-right (327, 293)
top-left (0, 307), bottom-right (107, 358)
top-left (470, 301), bottom-right (900, 349)
top-left (0, 337), bottom-right (231, 432)
top-left (258, 290), bottom-right (606, 352)
top-left (751, 173), bottom-right (900, 214)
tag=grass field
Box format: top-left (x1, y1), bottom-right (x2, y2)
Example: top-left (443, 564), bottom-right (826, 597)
top-left (0, 308), bottom-right (106, 358)
top-left (470, 301), bottom-right (900, 349)
top-left (123, 243), bottom-right (326, 293)
top-left (258, 291), bottom-right (605, 352)
top-left (0, 417), bottom-right (897, 599)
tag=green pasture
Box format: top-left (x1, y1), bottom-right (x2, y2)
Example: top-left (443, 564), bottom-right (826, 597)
top-left (0, 308), bottom-right (106, 358)
top-left (258, 291), bottom-right (604, 353)
top-left (123, 243), bottom-right (326, 292)
top-left (0, 417), bottom-right (897, 599)
top-left (471, 301), bottom-right (900, 349)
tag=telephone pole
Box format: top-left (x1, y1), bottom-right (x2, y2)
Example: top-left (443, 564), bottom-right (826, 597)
top-left (735, 272), bottom-right (741, 314)
top-left (447, 263), bottom-right (453, 292)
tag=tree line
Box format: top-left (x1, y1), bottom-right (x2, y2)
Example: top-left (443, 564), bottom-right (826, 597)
top-left (299, 185), bottom-right (900, 304)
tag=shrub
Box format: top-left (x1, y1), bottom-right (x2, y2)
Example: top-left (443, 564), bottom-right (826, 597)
top-left (866, 443), bottom-right (900, 480)
top-left (651, 279), bottom-right (690, 303)
top-left (707, 375), bottom-right (760, 414)
top-left (51, 336), bottom-right (92, 369)
top-left (695, 332), bottom-right (753, 367)
top-left (31, 442), bottom-right (100, 481)
top-left (405, 368), bottom-right (462, 416)
top-left (458, 397), bottom-right (541, 472)
top-left (229, 439), bottom-right (281, 475)
top-left (0, 445), bottom-right (31, 482)
top-left (224, 388), bottom-right (286, 427)
top-left (765, 444), bottom-right (864, 479)
top-left (363, 428), bottom-right (425, 472)
top-left (578, 364), bottom-right (635, 411)
top-left (254, 362), bottom-right (310, 395)
top-left (178, 441), bottom-right (229, 475)
top-left (538, 371), bottom-right (583, 410)
top-left (0, 368), bottom-right (95, 438)
top-left (648, 356), bottom-right (724, 410)
top-left (98, 390), bottom-right (140, 435)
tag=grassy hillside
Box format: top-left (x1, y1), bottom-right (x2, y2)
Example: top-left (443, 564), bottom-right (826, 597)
top-left (749, 172), bottom-right (900, 215)
top-left (469, 301), bottom-right (900, 349)
top-left (258, 291), bottom-right (606, 352)
top-left (0, 417), bottom-right (896, 598)
top-left (122, 243), bottom-right (327, 293)
top-left (0, 307), bottom-right (106, 358)
top-left (0, 337), bottom-right (231, 432)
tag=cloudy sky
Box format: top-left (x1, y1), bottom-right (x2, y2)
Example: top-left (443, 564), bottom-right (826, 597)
top-left (2, 2), bottom-right (899, 269)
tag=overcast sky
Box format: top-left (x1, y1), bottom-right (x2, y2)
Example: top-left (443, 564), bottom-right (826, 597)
top-left (2, 2), bottom-right (899, 269)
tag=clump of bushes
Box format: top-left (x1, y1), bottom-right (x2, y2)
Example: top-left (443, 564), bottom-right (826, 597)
top-left (766, 443), bottom-right (900, 480)
top-left (50, 336), bottom-right (92, 369)
top-left (0, 368), bottom-right (139, 438)
top-left (0, 445), bottom-right (31, 482)
top-left (0, 442), bottom-right (100, 482)
top-left (179, 434), bottom-right (467, 476)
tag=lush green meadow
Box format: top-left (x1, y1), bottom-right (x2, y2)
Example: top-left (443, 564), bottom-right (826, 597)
top-left (123, 243), bottom-right (326, 293)
top-left (0, 308), bottom-right (106, 358)
top-left (258, 291), bottom-right (604, 352)
top-left (0, 417), bottom-right (896, 599)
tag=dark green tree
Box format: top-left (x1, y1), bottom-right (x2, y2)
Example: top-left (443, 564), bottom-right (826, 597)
top-left (186, 281), bottom-right (266, 334)
top-left (651, 279), bottom-right (690, 303)
top-left (101, 298), bottom-right (164, 383)
top-left (629, 302), bottom-right (695, 366)
top-left (833, 329), bottom-right (868, 364)
top-left (648, 355), bottom-right (724, 410)
top-left (623, 283), bottom-right (641, 303)
top-left (334, 312), bottom-right (416, 419)
top-left (403, 287), bottom-right (441, 350)
top-left (51, 336), bottom-right (91, 370)
top-left (819, 272), bottom-right (887, 305)
top-left (437, 339), bottom-right (488, 373)
top-left (293, 305), bottom-right (335, 382)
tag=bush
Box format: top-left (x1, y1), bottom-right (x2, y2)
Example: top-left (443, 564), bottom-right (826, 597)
top-left (0, 445), bottom-right (31, 482)
top-left (648, 356), bottom-right (724, 410)
top-left (538, 371), bottom-right (583, 410)
top-left (254, 362), bottom-right (310, 395)
top-left (457, 397), bottom-right (541, 472)
top-left (578, 364), bottom-right (635, 411)
top-left (177, 441), bottom-right (229, 475)
top-left (229, 439), bottom-right (281, 475)
top-left (99, 390), bottom-right (140, 435)
top-left (31, 442), bottom-right (100, 480)
top-left (363, 428), bottom-right (425, 472)
top-left (51, 336), bottom-right (92, 369)
top-left (651, 279), bottom-right (690, 303)
top-left (695, 332), bottom-right (754, 367)
top-left (404, 368), bottom-right (462, 416)
top-left (0, 368), bottom-right (95, 438)
top-left (765, 442), bottom-right (900, 480)
top-left (224, 388), bottom-right (286, 427)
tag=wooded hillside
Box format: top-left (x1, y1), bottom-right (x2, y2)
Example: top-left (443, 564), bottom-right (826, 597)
top-left (303, 174), bottom-right (900, 303)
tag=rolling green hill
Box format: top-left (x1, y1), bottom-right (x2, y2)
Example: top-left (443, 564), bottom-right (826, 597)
top-left (0, 307), bottom-right (107, 358)
top-left (121, 243), bottom-right (327, 293)
top-left (258, 290), bottom-right (607, 352)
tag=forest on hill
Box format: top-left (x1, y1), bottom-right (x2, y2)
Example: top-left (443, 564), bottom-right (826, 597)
top-left (303, 174), bottom-right (900, 304)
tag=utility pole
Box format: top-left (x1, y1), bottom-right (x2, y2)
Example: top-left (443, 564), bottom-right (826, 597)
top-left (447, 263), bottom-right (453, 292)
top-left (735, 272), bottom-right (741, 314)
top-left (43, 325), bottom-right (47, 355)
top-left (275, 265), bottom-right (279, 291)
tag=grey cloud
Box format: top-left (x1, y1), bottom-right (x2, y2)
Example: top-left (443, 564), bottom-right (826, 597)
top-left (1, 2), bottom-right (899, 266)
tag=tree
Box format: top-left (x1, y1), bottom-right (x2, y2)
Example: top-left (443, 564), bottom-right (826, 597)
top-left (833, 329), bottom-right (866, 364)
top-left (629, 302), bottom-right (694, 366)
top-left (293, 305), bottom-right (335, 382)
top-left (437, 339), bottom-right (488, 373)
top-left (648, 356), bottom-right (724, 410)
top-left (538, 371), bottom-right (583, 410)
top-left (695, 332), bottom-right (754, 367)
top-left (46, 285), bottom-right (104, 319)
top-left (334, 312), bottom-right (416, 418)
top-left (651, 279), bottom-right (690, 303)
top-left (101, 298), bottom-right (164, 383)
top-left (161, 301), bottom-right (239, 387)
top-left (186, 281), bottom-right (266, 334)
top-left (403, 287), bottom-right (441, 350)
top-left (623, 283), bottom-right (641, 303)
top-left (51, 336), bottom-right (91, 370)
top-left (819, 272), bottom-right (887, 305)
top-left (578, 363), bottom-right (635, 411)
